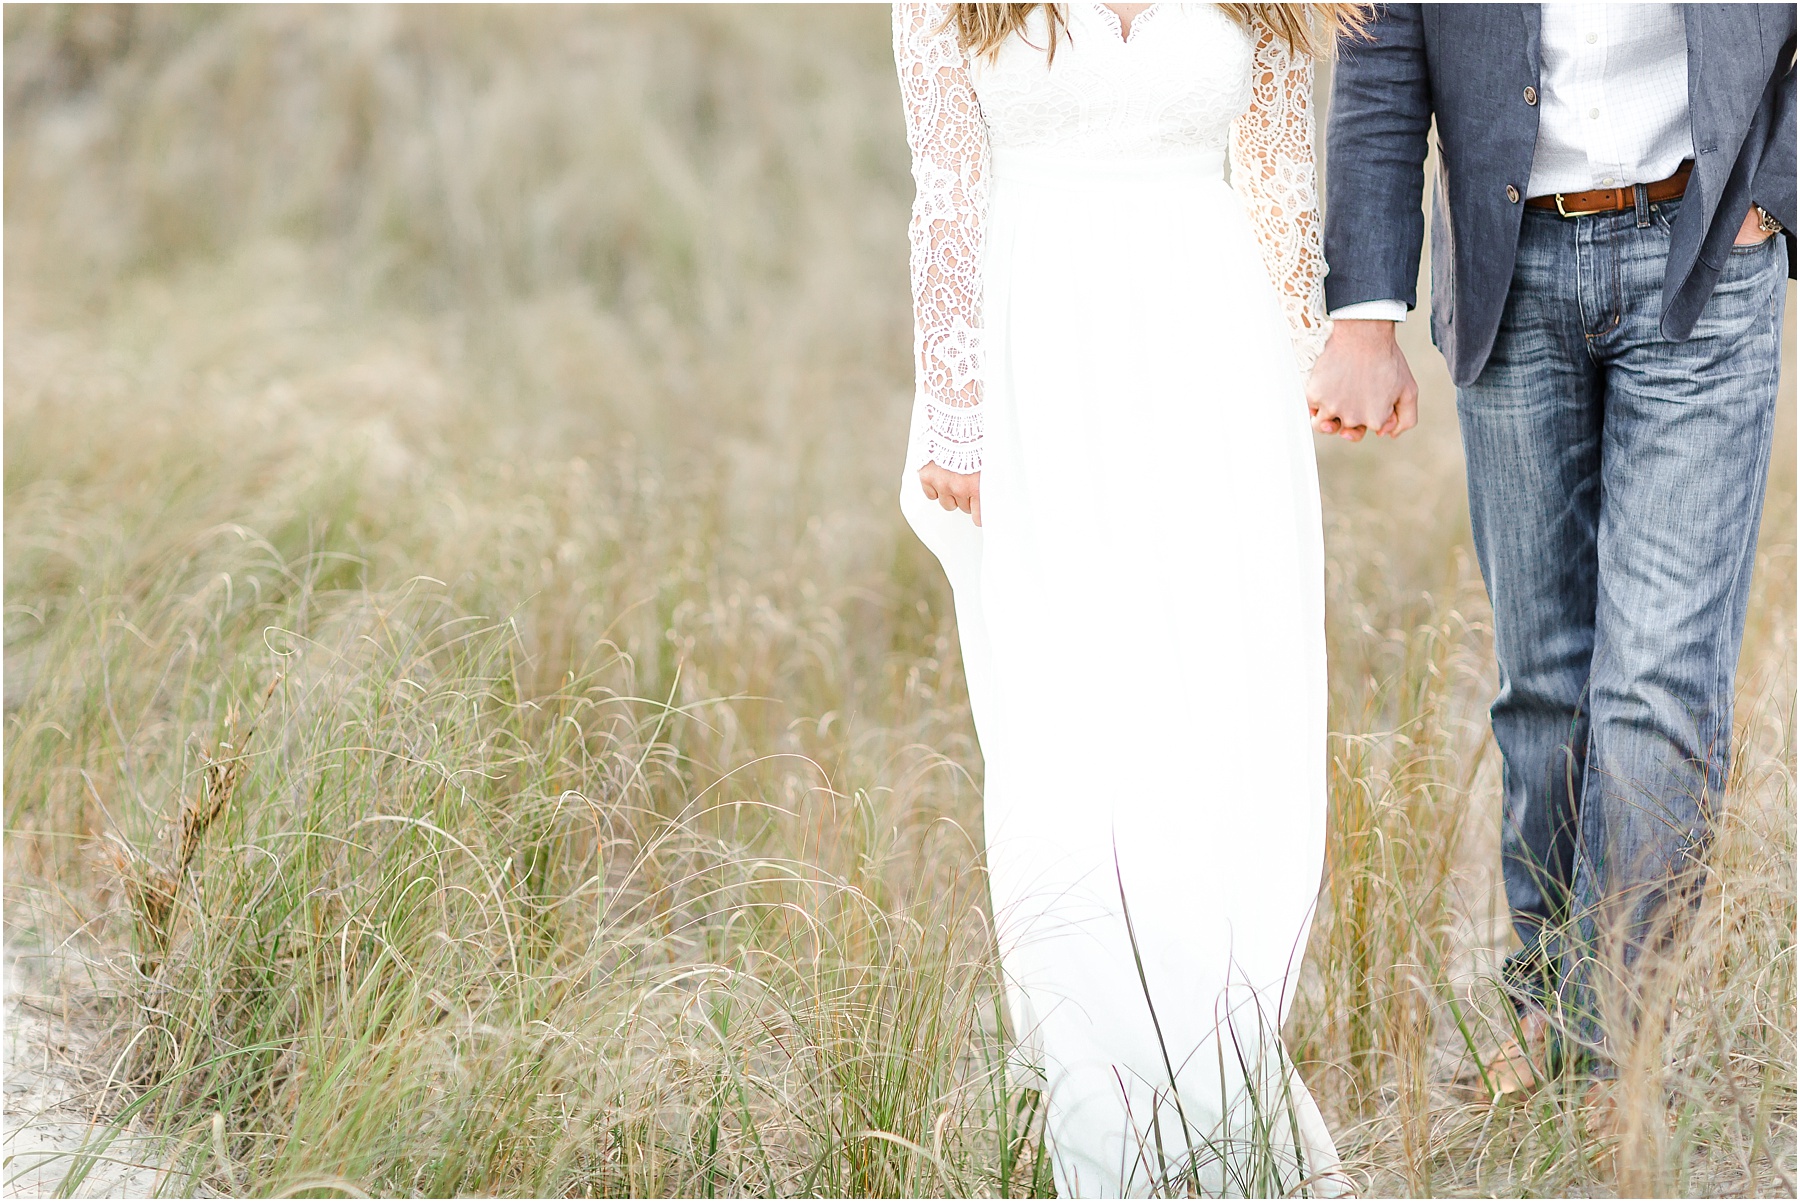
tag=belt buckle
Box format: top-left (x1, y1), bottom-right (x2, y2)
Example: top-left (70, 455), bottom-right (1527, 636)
top-left (1554, 192), bottom-right (1602, 219)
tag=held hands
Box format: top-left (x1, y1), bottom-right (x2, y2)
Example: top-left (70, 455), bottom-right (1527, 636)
top-left (920, 464), bottom-right (981, 526)
top-left (1305, 319), bottom-right (1419, 442)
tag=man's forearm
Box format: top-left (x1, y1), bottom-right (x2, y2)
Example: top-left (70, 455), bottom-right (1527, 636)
top-left (1326, 317), bottom-right (1400, 346)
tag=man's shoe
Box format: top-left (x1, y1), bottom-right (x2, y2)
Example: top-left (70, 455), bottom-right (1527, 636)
top-left (1483, 1006), bottom-right (1550, 1100)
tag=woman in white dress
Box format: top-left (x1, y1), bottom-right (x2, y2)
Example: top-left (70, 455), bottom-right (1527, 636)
top-left (894, 4), bottom-right (1361, 1195)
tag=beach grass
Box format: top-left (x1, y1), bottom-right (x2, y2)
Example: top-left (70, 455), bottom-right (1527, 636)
top-left (5, 6), bottom-right (1792, 1196)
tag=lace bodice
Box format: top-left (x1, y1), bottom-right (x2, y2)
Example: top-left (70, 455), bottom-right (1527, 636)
top-left (895, 2), bottom-right (1329, 473)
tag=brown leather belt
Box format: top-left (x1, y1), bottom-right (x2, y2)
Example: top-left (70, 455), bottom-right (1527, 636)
top-left (1526, 161), bottom-right (1692, 217)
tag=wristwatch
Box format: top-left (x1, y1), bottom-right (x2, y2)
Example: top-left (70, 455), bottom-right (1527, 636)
top-left (1757, 205), bottom-right (1785, 235)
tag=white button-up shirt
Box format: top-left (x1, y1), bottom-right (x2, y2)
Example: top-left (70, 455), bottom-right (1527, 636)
top-left (1330, 3), bottom-right (1695, 323)
top-left (1527, 3), bottom-right (1692, 197)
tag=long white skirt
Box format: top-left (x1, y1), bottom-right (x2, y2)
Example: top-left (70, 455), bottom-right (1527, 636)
top-left (902, 149), bottom-right (1341, 1197)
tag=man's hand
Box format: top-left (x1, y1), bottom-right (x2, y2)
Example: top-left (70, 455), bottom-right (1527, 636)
top-left (1305, 319), bottom-right (1419, 442)
top-left (1735, 204), bottom-right (1776, 246)
top-left (920, 464), bottom-right (981, 526)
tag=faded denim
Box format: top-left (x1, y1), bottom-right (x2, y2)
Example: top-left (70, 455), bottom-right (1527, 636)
top-left (1456, 196), bottom-right (1786, 1071)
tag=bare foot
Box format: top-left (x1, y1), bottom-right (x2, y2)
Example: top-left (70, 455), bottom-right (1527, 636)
top-left (1583, 1077), bottom-right (1620, 1131)
top-left (1583, 1077), bottom-right (1622, 1178)
top-left (1484, 1007), bottom-right (1550, 1100)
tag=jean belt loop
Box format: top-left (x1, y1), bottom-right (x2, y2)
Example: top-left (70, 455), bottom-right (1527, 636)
top-left (1634, 182), bottom-right (1651, 228)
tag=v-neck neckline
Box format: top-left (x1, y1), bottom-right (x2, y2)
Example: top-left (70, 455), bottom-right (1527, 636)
top-left (1093, 3), bottom-right (1163, 45)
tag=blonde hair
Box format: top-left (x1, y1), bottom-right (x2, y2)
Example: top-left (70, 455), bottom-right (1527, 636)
top-left (943, 3), bottom-right (1370, 64)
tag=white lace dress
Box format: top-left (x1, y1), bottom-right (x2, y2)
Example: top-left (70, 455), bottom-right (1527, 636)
top-left (895, 4), bottom-right (1341, 1196)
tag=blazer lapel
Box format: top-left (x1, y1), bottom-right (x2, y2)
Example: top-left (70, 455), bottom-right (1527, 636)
top-left (1684, 6), bottom-right (1711, 157)
top-left (1521, 3), bottom-right (1541, 82)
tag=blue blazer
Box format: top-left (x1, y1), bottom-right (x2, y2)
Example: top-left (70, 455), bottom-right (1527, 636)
top-left (1324, 4), bottom-right (1796, 387)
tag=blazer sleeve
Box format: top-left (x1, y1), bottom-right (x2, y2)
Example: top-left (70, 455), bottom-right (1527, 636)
top-left (1749, 38), bottom-right (1795, 278)
top-left (1323, 3), bottom-right (1433, 312)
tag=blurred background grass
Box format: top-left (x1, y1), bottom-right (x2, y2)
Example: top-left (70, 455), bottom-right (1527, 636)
top-left (4, 5), bottom-right (1792, 1196)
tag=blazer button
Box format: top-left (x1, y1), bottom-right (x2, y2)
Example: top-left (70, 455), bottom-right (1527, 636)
top-left (1506, 184), bottom-right (1520, 203)
top-left (1523, 85), bottom-right (1538, 105)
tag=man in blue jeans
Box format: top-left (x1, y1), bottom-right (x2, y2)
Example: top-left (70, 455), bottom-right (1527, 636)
top-left (1308, 4), bottom-right (1794, 1096)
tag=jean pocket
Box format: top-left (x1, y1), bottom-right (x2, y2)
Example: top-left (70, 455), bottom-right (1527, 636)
top-left (1729, 233), bottom-right (1778, 256)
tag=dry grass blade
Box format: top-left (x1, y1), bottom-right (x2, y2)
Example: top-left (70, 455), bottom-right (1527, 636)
top-left (176, 679), bottom-right (277, 880)
top-left (3, 6), bottom-right (1791, 1197)
top-left (100, 676), bottom-right (280, 963)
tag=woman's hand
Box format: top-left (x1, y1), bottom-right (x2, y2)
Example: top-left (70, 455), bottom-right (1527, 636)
top-left (920, 464), bottom-right (981, 526)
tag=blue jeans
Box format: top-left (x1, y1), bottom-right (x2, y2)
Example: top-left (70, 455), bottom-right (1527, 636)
top-left (1456, 195), bottom-right (1786, 1072)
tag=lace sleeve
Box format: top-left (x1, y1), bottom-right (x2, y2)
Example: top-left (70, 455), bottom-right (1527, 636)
top-left (895, 2), bottom-right (988, 475)
top-left (1229, 20), bottom-right (1329, 373)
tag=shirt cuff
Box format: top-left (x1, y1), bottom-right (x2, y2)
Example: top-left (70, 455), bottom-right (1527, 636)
top-left (1327, 299), bottom-right (1408, 323)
